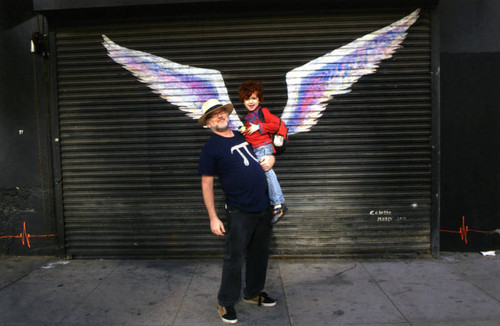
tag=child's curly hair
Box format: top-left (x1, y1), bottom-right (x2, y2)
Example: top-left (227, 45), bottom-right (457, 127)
top-left (238, 80), bottom-right (264, 102)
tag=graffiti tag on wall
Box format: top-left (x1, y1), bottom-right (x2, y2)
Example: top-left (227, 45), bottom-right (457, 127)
top-left (0, 221), bottom-right (56, 248)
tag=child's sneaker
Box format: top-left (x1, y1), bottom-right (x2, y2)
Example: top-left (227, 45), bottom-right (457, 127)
top-left (217, 304), bottom-right (237, 324)
top-left (243, 292), bottom-right (276, 307)
top-left (271, 204), bottom-right (287, 225)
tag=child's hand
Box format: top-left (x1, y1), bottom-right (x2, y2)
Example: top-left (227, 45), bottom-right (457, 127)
top-left (246, 123), bottom-right (259, 135)
top-left (239, 126), bottom-right (247, 134)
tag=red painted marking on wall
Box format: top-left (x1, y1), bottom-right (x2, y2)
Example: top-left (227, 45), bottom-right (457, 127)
top-left (441, 216), bottom-right (491, 244)
top-left (0, 221), bottom-right (56, 248)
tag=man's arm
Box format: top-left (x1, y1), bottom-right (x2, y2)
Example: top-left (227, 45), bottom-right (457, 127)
top-left (201, 175), bottom-right (226, 236)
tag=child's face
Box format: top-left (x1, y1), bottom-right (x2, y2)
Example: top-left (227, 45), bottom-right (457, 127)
top-left (244, 92), bottom-right (260, 111)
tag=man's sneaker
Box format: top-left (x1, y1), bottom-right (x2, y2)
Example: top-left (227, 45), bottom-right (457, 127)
top-left (217, 304), bottom-right (237, 324)
top-left (271, 204), bottom-right (287, 225)
top-left (243, 292), bottom-right (277, 307)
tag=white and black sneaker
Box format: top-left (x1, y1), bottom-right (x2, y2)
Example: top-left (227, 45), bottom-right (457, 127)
top-left (217, 303), bottom-right (237, 324)
top-left (243, 292), bottom-right (277, 307)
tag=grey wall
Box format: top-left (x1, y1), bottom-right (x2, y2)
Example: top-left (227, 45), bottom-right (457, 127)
top-left (0, 14), bottom-right (57, 255)
top-left (439, 0), bottom-right (500, 251)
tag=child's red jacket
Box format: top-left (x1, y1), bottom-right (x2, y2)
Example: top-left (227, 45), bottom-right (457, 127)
top-left (243, 107), bottom-right (287, 151)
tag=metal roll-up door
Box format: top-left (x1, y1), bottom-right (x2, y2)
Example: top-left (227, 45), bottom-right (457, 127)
top-left (54, 4), bottom-right (433, 258)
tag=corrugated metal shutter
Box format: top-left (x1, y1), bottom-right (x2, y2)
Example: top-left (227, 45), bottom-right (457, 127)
top-left (54, 4), bottom-right (433, 258)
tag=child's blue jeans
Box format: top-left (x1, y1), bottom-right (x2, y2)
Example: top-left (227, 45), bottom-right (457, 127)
top-left (253, 143), bottom-right (285, 206)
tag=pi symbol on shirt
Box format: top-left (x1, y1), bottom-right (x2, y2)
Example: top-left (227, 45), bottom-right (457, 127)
top-left (231, 142), bottom-right (259, 166)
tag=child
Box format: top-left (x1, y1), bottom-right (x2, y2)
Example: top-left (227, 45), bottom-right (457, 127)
top-left (238, 80), bottom-right (287, 224)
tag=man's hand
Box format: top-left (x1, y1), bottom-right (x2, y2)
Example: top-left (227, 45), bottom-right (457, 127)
top-left (260, 155), bottom-right (275, 172)
top-left (210, 217), bottom-right (226, 236)
top-left (201, 175), bottom-right (226, 236)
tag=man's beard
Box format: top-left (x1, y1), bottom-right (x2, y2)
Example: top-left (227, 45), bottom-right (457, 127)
top-left (214, 119), bottom-right (229, 132)
top-left (215, 124), bottom-right (229, 132)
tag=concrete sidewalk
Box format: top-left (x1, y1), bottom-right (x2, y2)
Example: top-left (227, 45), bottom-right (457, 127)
top-left (0, 253), bottom-right (499, 326)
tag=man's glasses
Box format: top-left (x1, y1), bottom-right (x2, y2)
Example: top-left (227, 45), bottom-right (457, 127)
top-left (207, 109), bottom-right (226, 120)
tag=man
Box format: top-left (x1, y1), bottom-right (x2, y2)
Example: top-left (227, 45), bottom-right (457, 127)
top-left (198, 99), bottom-right (277, 324)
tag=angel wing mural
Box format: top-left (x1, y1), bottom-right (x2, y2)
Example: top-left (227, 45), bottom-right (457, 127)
top-left (102, 9), bottom-right (420, 135)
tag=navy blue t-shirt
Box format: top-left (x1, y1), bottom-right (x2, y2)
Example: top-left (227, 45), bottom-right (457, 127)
top-left (198, 132), bottom-right (269, 212)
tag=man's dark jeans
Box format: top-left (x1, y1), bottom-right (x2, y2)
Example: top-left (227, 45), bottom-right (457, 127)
top-left (217, 204), bottom-right (272, 306)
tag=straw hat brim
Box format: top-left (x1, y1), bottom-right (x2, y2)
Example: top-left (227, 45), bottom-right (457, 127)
top-left (198, 103), bottom-right (234, 126)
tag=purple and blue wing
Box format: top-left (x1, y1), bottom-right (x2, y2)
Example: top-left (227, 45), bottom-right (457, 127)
top-left (281, 9), bottom-right (420, 135)
top-left (102, 35), bottom-right (242, 130)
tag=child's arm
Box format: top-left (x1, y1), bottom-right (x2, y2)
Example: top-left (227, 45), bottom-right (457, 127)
top-left (259, 108), bottom-right (281, 134)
